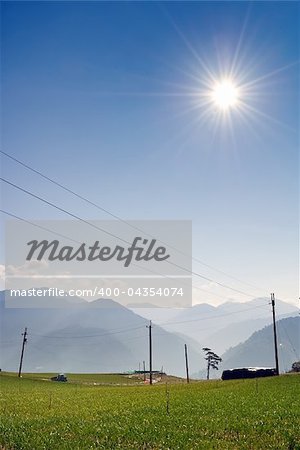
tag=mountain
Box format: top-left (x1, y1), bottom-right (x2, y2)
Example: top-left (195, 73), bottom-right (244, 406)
top-left (192, 316), bottom-right (300, 379)
top-left (200, 313), bottom-right (298, 355)
top-left (220, 316), bottom-right (300, 373)
top-left (0, 290), bottom-right (202, 376)
top-left (140, 299), bottom-right (298, 351)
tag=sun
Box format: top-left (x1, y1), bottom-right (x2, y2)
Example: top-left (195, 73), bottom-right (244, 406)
top-left (211, 80), bottom-right (239, 110)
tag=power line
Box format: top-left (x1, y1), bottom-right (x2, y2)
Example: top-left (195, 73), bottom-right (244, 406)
top-left (0, 340), bottom-right (20, 346)
top-left (0, 213), bottom-right (275, 315)
top-left (1, 214), bottom-right (272, 320)
top-left (27, 302), bottom-right (270, 340)
top-left (280, 318), bottom-right (299, 360)
top-left (0, 209), bottom-right (213, 308)
top-left (0, 178), bottom-right (257, 298)
top-left (29, 325), bottom-right (145, 339)
top-left (158, 302), bottom-right (270, 327)
top-left (149, 310), bottom-right (271, 342)
top-left (34, 332), bottom-right (148, 348)
top-left (0, 177), bottom-right (130, 245)
top-left (0, 209), bottom-right (81, 245)
top-left (0, 208), bottom-right (225, 300)
top-left (26, 307), bottom-right (269, 343)
top-left (1, 149), bottom-right (265, 294)
top-left (0, 195), bottom-right (197, 297)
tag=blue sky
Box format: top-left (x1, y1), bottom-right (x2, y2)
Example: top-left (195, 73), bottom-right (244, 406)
top-left (1, 1), bottom-right (299, 305)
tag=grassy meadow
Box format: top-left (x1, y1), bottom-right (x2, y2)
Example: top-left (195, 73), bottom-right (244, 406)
top-left (0, 372), bottom-right (299, 449)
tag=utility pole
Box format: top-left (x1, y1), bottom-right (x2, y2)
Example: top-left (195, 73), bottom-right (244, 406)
top-left (147, 321), bottom-right (153, 385)
top-left (18, 327), bottom-right (27, 378)
top-left (184, 344), bottom-right (190, 383)
top-left (271, 293), bottom-right (279, 375)
top-left (143, 360), bottom-right (146, 382)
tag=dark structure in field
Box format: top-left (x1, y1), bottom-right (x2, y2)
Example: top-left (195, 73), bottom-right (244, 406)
top-left (50, 374), bottom-right (68, 382)
top-left (222, 367), bottom-right (276, 380)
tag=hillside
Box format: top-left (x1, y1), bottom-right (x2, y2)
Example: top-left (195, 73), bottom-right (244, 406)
top-left (136, 299), bottom-right (298, 353)
top-left (0, 290), bottom-right (201, 377)
top-left (192, 316), bottom-right (299, 379)
top-left (221, 316), bottom-right (300, 373)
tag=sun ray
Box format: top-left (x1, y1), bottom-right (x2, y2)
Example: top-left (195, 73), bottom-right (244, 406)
top-left (230, 3), bottom-right (253, 79)
top-left (240, 60), bottom-right (299, 90)
top-left (159, 4), bottom-right (216, 81)
top-left (239, 100), bottom-right (298, 133)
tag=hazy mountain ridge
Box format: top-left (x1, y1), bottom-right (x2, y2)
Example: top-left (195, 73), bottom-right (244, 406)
top-left (221, 316), bottom-right (300, 372)
top-left (200, 312), bottom-right (298, 355)
top-left (1, 291), bottom-right (298, 377)
top-left (0, 291), bottom-right (202, 376)
top-left (141, 298), bottom-right (298, 352)
top-left (193, 316), bottom-right (300, 379)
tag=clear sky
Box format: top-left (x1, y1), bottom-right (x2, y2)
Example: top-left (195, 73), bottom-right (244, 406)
top-left (1, 1), bottom-right (299, 305)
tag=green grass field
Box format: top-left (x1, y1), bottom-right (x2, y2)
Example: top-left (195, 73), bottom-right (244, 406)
top-left (12, 372), bottom-right (183, 386)
top-left (13, 372), bottom-right (147, 385)
top-left (0, 372), bottom-right (299, 449)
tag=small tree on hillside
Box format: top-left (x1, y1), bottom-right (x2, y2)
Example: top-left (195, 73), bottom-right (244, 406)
top-left (202, 347), bottom-right (222, 380)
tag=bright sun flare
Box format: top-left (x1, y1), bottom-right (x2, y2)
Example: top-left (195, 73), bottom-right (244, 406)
top-left (212, 80), bottom-right (239, 110)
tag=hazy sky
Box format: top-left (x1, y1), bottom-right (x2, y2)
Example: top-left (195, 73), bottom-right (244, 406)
top-left (1, 1), bottom-right (299, 305)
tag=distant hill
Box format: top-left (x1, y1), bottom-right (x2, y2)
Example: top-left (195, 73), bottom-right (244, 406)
top-left (136, 299), bottom-right (298, 352)
top-left (200, 314), bottom-right (297, 355)
top-left (221, 316), bottom-right (300, 373)
top-left (0, 290), bottom-right (202, 377)
top-left (192, 316), bottom-right (299, 379)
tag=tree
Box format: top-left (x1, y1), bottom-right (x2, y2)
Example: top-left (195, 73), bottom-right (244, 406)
top-left (202, 347), bottom-right (222, 380)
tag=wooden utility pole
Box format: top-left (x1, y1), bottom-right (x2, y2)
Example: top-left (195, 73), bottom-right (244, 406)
top-left (18, 327), bottom-right (27, 377)
top-left (271, 293), bottom-right (279, 375)
top-left (184, 344), bottom-right (190, 383)
top-left (147, 321), bottom-right (153, 385)
top-left (143, 360), bottom-right (146, 382)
